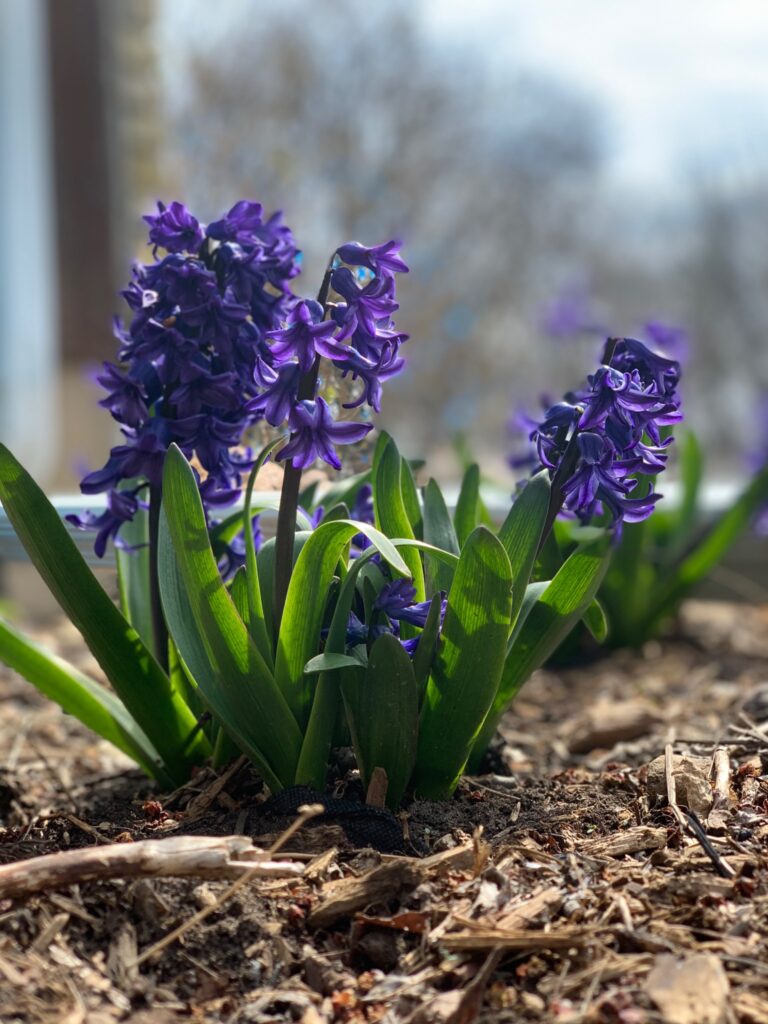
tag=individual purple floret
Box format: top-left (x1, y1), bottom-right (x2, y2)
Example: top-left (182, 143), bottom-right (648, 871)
top-left (523, 337), bottom-right (683, 526)
top-left (278, 398), bottom-right (373, 471)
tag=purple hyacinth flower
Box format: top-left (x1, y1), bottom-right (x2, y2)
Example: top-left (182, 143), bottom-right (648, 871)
top-left (246, 362), bottom-right (301, 427)
top-left (336, 240), bottom-right (409, 276)
top-left (67, 488), bottom-right (140, 558)
top-left (205, 200), bottom-right (265, 244)
top-left (277, 397), bottom-right (373, 471)
top-left (267, 300), bottom-right (348, 373)
top-left (96, 362), bottom-right (149, 428)
top-left (143, 201), bottom-right (204, 255)
top-left (336, 343), bottom-right (405, 413)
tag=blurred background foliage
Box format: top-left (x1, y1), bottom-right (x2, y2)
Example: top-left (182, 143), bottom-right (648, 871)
top-left (2, 0), bottom-right (768, 489)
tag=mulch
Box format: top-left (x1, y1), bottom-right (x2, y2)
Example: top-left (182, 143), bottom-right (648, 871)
top-left (1, 600), bottom-right (768, 1023)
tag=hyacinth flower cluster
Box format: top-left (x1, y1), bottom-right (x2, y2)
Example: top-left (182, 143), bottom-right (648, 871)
top-left (524, 338), bottom-right (683, 527)
top-left (68, 201), bottom-right (409, 563)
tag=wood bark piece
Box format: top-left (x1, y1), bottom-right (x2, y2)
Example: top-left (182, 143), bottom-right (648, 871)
top-left (578, 826), bottom-right (667, 858)
top-left (0, 835), bottom-right (303, 901)
top-left (439, 926), bottom-right (594, 952)
top-left (308, 844), bottom-right (476, 928)
top-left (645, 953), bottom-right (730, 1024)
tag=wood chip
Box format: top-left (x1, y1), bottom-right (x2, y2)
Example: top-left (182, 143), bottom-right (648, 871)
top-left (578, 826), bottom-right (667, 858)
top-left (645, 953), bottom-right (730, 1024)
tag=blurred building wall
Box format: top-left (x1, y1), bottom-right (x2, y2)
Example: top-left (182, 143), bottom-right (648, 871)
top-left (0, 0), bottom-right (58, 481)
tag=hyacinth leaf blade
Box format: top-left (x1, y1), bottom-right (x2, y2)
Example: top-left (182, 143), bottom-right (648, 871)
top-left (295, 545), bottom-right (384, 788)
top-left (158, 510), bottom-right (286, 792)
top-left (0, 444), bottom-right (207, 784)
top-left (304, 652), bottom-right (364, 673)
top-left (342, 632), bottom-right (419, 810)
top-left (413, 527), bottom-right (513, 800)
top-left (255, 532), bottom-right (313, 650)
top-left (373, 435), bottom-right (425, 601)
top-left (469, 541), bottom-right (610, 769)
top-left (0, 614), bottom-right (165, 782)
top-left (422, 478), bottom-right (460, 594)
top-left (651, 462), bottom-right (768, 633)
top-left (160, 444), bottom-right (303, 788)
top-left (399, 456), bottom-right (424, 538)
top-left (229, 566), bottom-right (250, 627)
top-left (244, 439), bottom-right (284, 670)
top-left (453, 463), bottom-right (482, 547)
top-left (274, 519), bottom-right (409, 727)
top-left (670, 428), bottom-right (704, 547)
top-left (411, 592), bottom-right (444, 695)
top-left (583, 598), bottom-right (608, 642)
top-left (497, 470), bottom-right (551, 628)
top-left (115, 497), bottom-right (154, 650)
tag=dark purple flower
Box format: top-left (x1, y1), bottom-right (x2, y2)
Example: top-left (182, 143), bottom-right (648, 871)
top-left (277, 398), bottom-right (372, 471)
top-left (246, 362), bottom-right (301, 427)
top-left (205, 200), bottom-right (265, 244)
top-left (267, 300), bottom-right (347, 373)
top-left (336, 240), bottom-right (408, 276)
top-left (143, 201), bottom-right (204, 255)
top-left (643, 320), bottom-right (689, 363)
top-left (67, 488), bottom-right (140, 559)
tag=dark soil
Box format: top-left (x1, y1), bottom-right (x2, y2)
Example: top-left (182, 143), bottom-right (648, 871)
top-left (1, 600), bottom-right (768, 1022)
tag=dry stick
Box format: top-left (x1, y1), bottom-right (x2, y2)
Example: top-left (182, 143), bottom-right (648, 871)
top-left (710, 746), bottom-right (731, 810)
top-left (0, 835), bottom-right (304, 902)
top-left (132, 803), bottom-right (324, 968)
top-left (664, 744), bottom-right (736, 880)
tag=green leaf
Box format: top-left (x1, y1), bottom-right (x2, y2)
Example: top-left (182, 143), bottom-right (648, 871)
top-left (294, 545), bottom-right (382, 788)
top-left (342, 632), bottom-right (419, 809)
top-left (161, 445), bottom-right (303, 789)
top-left (497, 471), bottom-right (551, 627)
top-left (275, 518), bottom-right (409, 726)
top-left (243, 440), bottom-right (283, 670)
top-left (373, 434), bottom-right (425, 600)
top-left (583, 599), bottom-right (608, 643)
top-left (115, 499), bottom-right (154, 649)
top-left (653, 463), bottom-right (768, 629)
top-left (304, 652), bottom-right (363, 673)
top-left (453, 463), bottom-right (481, 547)
top-left (400, 456), bottom-right (423, 538)
top-left (0, 614), bottom-right (164, 780)
top-left (470, 542), bottom-right (609, 767)
top-left (672, 428), bottom-right (704, 544)
top-left (422, 478), bottom-right (459, 593)
top-left (411, 592), bottom-right (443, 695)
top-left (413, 527), bottom-right (513, 799)
top-left (255, 532), bottom-right (313, 647)
top-left (0, 443), bottom-right (206, 784)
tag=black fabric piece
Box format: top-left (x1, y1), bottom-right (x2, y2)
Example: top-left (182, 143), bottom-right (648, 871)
top-left (259, 785), bottom-right (406, 854)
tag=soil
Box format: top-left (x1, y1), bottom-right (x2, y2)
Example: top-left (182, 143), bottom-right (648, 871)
top-left (1, 600), bottom-right (768, 1023)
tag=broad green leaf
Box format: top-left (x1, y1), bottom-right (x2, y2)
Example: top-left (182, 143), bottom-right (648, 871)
top-left (414, 527), bottom-right (513, 799)
top-left (294, 544), bottom-right (383, 788)
top-left (304, 652), bottom-right (363, 673)
top-left (230, 566), bottom-right (250, 626)
top-left (400, 456), bottom-right (423, 538)
top-left (373, 437), bottom-right (425, 600)
top-left (672, 428), bottom-right (704, 544)
top-left (453, 463), bottom-right (481, 547)
top-left (115, 499), bottom-right (154, 649)
top-left (583, 598), bottom-right (608, 643)
top-left (652, 463), bottom-right (768, 629)
top-left (422, 478), bottom-right (459, 593)
top-left (275, 518), bottom-right (409, 725)
top-left (243, 441), bottom-right (283, 670)
top-left (411, 592), bottom-right (443, 694)
top-left (342, 632), bottom-right (419, 809)
top-left (161, 445), bottom-right (303, 788)
top-left (0, 444), bottom-right (206, 784)
top-left (0, 614), bottom-right (163, 780)
top-left (497, 471), bottom-right (551, 627)
top-left (470, 542), bottom-right (609, 767)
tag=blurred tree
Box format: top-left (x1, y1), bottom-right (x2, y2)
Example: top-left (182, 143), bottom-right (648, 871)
top-left (161, 0), bottom-right (604, 459)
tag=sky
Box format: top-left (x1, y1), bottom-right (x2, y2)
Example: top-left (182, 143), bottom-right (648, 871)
top-left (157, 0), bottom-right (768, 192)
top-left (419, 0), bottom-right (768, 189)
